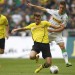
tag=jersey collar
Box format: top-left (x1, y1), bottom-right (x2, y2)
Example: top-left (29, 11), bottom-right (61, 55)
top-left (58, 10), bottom-right (65, 15)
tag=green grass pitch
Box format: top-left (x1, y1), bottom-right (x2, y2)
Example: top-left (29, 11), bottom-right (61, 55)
top-left (0, 58), bottom-right (75, 75)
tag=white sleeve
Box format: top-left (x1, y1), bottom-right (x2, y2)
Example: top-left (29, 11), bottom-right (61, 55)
top-left (46, 9), bottom-right (55, 15)
top-left (62, 15), bottom-right (68, 27)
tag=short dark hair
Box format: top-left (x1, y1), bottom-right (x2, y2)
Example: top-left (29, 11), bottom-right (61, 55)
top-left (59, 1), bottom-right (66, 7)
top-left (34, 12), bottom-right (41, 17)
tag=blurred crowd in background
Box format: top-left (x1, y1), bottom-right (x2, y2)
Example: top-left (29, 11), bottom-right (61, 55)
top-left (0, 0), bottom-right (75, 36)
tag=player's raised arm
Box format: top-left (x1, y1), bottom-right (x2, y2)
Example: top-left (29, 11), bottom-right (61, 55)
top-left (27, 3), bottom-right (47, 12)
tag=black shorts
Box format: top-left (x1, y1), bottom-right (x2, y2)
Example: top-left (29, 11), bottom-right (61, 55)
top-left (0, 38), bottom-right (5, 49)
top-left (32, 41), bottom-right (51, 59)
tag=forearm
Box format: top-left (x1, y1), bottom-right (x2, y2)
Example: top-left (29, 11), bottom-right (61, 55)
top-left (11, 27), bottom-right (29, 34)
top-left (52, 28), bottom-right (64, 32)
top-left (50, 24), bottom-right (61, 29)
top-left (6, 25), bottom-right (9, 34)
top-left (16, 28), bottom-right (26, 31)
top-left (31, 4), bottom-right (46, 12)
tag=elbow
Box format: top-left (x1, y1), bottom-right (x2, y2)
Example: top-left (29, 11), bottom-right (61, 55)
top-left (58, 27), bottom-right (65, 31)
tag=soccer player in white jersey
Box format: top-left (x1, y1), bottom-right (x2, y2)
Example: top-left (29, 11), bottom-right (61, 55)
top-left (27, 1), bottom-right (72, 67)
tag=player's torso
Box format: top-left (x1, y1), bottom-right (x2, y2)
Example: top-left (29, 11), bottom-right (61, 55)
top-left (49, 10), bottom-right (66, 36)
top-left (31, 21), bottom-right (49, 43)
top-left (32, 21), bottom-right (48, 35)
top-left (49, 10), bottom-right (64, 25)
top-left (0, 15), bottom-right (6, 38)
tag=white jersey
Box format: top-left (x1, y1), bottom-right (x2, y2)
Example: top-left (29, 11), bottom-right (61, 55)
top-left (46, 9), bottom-right (68, 37)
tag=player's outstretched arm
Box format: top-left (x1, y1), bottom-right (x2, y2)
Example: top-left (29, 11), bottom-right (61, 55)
top-left (50, 24), bottom-right (61, 29)
top-left (48, 24), bottom-right (65, 32)
top-left (27, 3), bottom-right (47, 12)
top-left (11, 27), bottom-right (29, 34)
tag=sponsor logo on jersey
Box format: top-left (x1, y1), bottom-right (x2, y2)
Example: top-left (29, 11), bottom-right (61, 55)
top-left (53, 17), bottom-right (61, 24)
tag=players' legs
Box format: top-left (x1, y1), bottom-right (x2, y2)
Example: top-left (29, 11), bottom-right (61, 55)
top-left (0, 38), bottom-right (5, 54)
top-left (43, 57), bottom-right (52, 68)
top-left (0, 39), bottom-right (5, 67)
top-left (0, 48), bottom-right (4, 54)
top-left (30, 42), bottom-right (40, 60)
top-left (30, 51), bottom-right (38, 60)
top-left (58, 42), bottom-right (69, 63)
top-left (35, 54), bottom-right (39, 63)
top-left (35, 43), bottom-right (52, 73)
top-left (55, 37), bottom-right (72, 66)
top-left (42, 44), bottom-right (52, 68)
top-left (35, 56), bottom-right (52, 73)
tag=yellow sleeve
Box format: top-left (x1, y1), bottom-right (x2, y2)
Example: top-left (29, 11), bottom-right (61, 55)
top-left (5, 17), bottom-right (8, 26)
top-left (0, 0), bottom-right (5, 4)
top-left (24, 23), bottom-right (34, 29)
top-left (45, 21), bottom-right (51, 27)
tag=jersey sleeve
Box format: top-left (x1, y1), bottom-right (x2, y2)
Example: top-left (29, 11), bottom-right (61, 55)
top-left (44, 21), bottom-right (51, 27)
top-left (24, 23), bottom-right (34, 29)
top-left (46, 9), bottom-right (56, 15)
top-left (62, 15), bottom-right (68, 27)
top-left (5, 17), bottom-right (8, 26)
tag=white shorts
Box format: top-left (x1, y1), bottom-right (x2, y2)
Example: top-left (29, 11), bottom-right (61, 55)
top-left (48, 33), bottom-right (64, 43)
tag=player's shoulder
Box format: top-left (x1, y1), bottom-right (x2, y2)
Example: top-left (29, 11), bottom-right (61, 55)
top-left (41, 20), bottom-right (49, 23)
top-left (64, 13), bottom-right (68, 17)
top-left (63, 13), bottom-right (68, 19)
top-left (1, 14), bottom-right (7, 19)
top-left (1, 15), bottom-right (6, 18)
top-left (41, 20), bottom-right (50, 25)
top-left (41, 20), bottom-right (49, 24)
top-left (29, 23), bottom-right (36, 26)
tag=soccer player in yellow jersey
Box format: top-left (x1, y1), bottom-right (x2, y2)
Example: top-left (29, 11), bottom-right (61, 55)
top-left (0, 12), bottom-right (9, 54)
top-left (12, 12), bottom-right (62, 73)
top-left (27, 1), bottom-right (72, 67)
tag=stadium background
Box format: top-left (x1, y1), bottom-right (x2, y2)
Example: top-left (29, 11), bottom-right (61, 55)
top-left (0, 0), bottom-right (75, 75)
top-left (0, 0), bottom-right (75, 58)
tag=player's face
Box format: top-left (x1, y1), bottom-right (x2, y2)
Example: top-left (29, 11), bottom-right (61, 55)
top-left (34, 15), bottom-right (41, 25)
top-left (59, 4), bottom-right (66, 14)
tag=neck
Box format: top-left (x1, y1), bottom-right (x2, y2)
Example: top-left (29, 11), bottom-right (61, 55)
top-left (58, 11), bottom-right (65, 15)
top-left (0, 14), bottom-right (1, 16)
top-left (36, 21), bottom-right (41, 25)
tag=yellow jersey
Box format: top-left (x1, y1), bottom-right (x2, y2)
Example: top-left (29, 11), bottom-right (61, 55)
top-left (25, 21), bottom-right (51, 43)
top-left (0, 0), bottom-right (5, 4)
top-left (0, 15), bottom-right (8, 38)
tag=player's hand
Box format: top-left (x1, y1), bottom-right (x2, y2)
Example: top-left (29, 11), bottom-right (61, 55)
top-left (27, 3), bottom-right (34, 7)
top-left (11, 29), bottom-right (18, 34)
top-left (60, 24), bottom-right (64, 27)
